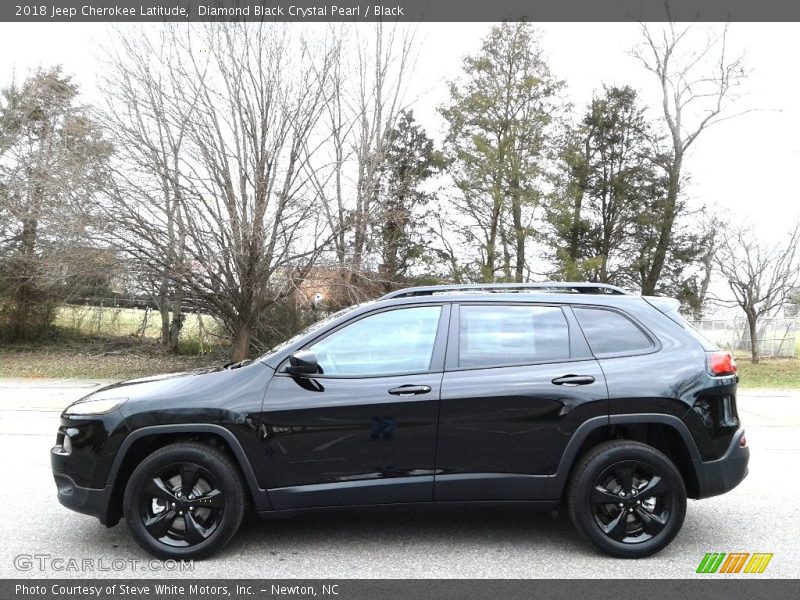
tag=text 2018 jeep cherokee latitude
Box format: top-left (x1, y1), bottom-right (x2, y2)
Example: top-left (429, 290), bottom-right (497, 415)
top-left (51, 282), bottom-right (749, 559)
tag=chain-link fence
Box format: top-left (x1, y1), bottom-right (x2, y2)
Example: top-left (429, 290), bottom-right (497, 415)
top-left (690, 317), bottom-right (798, 358)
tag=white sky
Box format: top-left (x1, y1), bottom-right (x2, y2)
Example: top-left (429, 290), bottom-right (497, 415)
top-left (1, 21), bottom-right (797, 245)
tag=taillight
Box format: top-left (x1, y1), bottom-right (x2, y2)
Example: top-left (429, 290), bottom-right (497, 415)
top-left (709, 351), bottom-right (737, 376)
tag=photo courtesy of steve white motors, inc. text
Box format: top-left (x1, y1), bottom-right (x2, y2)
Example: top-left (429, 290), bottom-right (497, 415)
top-left (13, 3), bottom-right (407, 19)
top-left (15, 583), bottom-right (278, 598)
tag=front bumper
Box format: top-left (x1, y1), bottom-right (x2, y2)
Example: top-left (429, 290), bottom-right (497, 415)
top-left (693, 428), bottom-right (750, 499)
top-left (51, 447), bottom-right (117, 526)
top-left (50, 409), bottom-right (128, 526)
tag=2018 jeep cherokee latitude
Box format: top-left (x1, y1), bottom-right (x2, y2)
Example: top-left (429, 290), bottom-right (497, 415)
top-left (51, 282), bottom-right (749, 559)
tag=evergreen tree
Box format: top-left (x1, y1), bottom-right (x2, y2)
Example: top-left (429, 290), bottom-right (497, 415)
top-left (375, 110), bottom-right (443, 291)
top-left (0, 67), bottom-right (111, 339)
top-left (441, 22), bottom-right (563, 282)
top-left (547, 86), bottom-right (661, 284)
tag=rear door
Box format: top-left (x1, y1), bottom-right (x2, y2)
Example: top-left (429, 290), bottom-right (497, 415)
top-left (434, 302), bottom-right (608, 501)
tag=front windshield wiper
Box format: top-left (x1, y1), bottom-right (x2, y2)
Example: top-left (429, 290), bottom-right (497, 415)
top-left (223, 359), bottom-right (253, 370)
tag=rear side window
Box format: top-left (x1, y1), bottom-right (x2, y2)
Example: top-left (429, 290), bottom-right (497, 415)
top-left (458, 305), bottom-right (570, 368)
top-left (669, 311), bottom-right (718, 351)
top-left (573, 307), bottom-right (653, 356)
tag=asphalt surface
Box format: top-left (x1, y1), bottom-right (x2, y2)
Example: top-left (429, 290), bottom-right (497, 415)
top-left (0, 378), bottom-right (797, 579)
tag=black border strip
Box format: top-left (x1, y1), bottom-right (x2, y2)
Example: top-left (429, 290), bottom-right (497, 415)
top-left (4, 1), bottom-right (800, 23)
top-left (3, 579), bottom-right (799, 599)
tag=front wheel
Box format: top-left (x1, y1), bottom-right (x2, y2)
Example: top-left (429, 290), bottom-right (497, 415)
top-left (567, 440), bottom-right (686, 558)
top-left (123, 442), bottom-right (245, 559)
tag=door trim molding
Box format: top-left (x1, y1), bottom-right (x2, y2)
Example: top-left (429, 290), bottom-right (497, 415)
top-left (268, 475), bottom-right (434, 509)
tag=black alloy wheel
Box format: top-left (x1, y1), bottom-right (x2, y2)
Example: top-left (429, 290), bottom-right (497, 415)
top-left (140, 462), bottom-right (225, 547)
top-left (590, 460), bottom-right (671, 543)
top-left (124, 442), bottom-right (245, 559)
top-left (568, 440), bottom-right (687, 558)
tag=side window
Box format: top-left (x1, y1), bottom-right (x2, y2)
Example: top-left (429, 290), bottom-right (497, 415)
top-left (458, 305), bottom-right (570, 369)
top-left (309, 306), bottom-right (442, 377)
top-left (573, 307), bottom-right (653, 356)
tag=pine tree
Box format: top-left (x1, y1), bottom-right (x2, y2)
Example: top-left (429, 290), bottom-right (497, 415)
top-left (441, 22), bottom-right (562, 282)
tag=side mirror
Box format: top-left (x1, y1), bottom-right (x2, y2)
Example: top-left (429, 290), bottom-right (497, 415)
top-left (285, 350), bottom-right (320, 376)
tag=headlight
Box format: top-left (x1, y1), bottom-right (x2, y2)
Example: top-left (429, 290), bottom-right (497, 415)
top-left (64, 397), bottom-right (127, 416)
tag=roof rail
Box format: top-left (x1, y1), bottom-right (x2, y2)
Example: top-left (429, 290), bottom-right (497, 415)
top-left (380, 282), bottom-right (632, 300)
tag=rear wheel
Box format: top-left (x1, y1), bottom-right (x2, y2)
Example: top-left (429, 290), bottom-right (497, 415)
top-left (123, 442), bottom-right (245, 559)
top-left (567, 440), bottom-right (686, 558)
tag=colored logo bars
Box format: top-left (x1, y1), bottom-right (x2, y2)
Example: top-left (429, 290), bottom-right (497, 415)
top-left (696, 552), bottom-right (773, 574)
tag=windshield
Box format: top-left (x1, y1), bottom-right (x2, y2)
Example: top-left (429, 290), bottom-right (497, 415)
top-left (257, 303), bottom-right (367, 361)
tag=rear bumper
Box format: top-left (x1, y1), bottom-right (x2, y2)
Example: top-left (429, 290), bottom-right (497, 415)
top-left (693, 429), bottom-right (749, 499)
top-left (51, 447), bottom-right (116, 526)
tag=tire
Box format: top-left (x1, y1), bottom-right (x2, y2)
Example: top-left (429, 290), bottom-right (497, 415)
top-left (567, 440), bottom-right (686, 558)
top-left (123, 442), bottom-right (246, 559)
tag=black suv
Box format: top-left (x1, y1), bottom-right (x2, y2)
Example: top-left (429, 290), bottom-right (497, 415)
top-left (51, 283), bottom-right (748, 559)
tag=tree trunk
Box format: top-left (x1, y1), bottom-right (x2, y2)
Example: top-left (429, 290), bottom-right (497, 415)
top-left (642, 153), bottom-right (682, 295)
top-left (381, 217), bottom-right (400, 292)
top-left (566, 139), bottom-right (590, 277)
top-left (599, 242), bottom-right (609, 283)
top-left (231, 323), bottom-right (252, 362)
top-left (566, 192), bottom-right (584, 279)
top-left (12, 215), bottom-right (40, 339)
top-left (512, 187), bottom-right (525, 283)
top-left (484, 190), bottom-right (503, 283)
top-left (502, 237), bottom-right (512, 281)
top-left (747, 313), bottom-right (760, 364)
top-left (169, 297), bottom-right (184, 353)
top-left (694, 238), bottom-right (716, 320)
top-left (196, 313), bottom-right (206, 356)
top-left (158, 275), bottom-right (170, 353)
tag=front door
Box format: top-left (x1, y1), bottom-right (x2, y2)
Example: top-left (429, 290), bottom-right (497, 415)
top-left (260, 304), bottom-right (449, 509)
top-left (434, 303), bottom-right (608, 501)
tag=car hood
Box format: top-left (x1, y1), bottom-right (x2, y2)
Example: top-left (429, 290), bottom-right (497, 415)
top-left (90, 367), bottom-right (223, 397)
top-left (78, 362), bottom-right (271, 405)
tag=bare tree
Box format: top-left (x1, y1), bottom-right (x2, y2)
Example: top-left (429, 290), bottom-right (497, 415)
top-left (691, 215), bottom-right (720, 319)
top-left (634, 14), bottom-right (748, 294)
top-left (104, 24), bottom-right (337, 360)
top-left (350, 25), bottom-right (415, 278)
top-left (100, 28), bottom-right (192, 353)
top-left (307, 23), bottom-right (416, 297)
top-left (714, 223), bottom-right (800, 363)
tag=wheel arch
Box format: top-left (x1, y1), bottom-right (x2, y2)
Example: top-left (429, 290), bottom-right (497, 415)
top-left (105, 424), bottom-right (270, 526)
top-left (548, 414), bottom-right (702, 501)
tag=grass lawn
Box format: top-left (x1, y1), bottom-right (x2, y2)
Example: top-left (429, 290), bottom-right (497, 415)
top-left (0, 338), bottom-right (222, 380)
top-left (736, 358), bottom-right (800, 389)
top-left (53, 305), bottom-right (224, 355)
top-left (0, 305), bottom-right (228, 379)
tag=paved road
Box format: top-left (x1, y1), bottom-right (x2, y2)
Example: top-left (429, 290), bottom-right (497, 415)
top-left (0, 379), bottom-right (797, 579)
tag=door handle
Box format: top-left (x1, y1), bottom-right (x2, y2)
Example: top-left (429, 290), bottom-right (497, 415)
top-left (551, 375), bottom-right (596, 386)
top-left (388, 385), bottom-right (432, 396)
